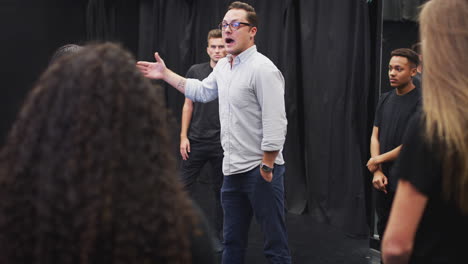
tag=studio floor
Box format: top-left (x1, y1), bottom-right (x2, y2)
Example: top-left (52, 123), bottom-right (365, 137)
top-left (190, 179), bottom-right (381, 264)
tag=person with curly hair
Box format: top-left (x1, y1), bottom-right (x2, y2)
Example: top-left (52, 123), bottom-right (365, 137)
top-left (0, 42), bottom-right (216, 264)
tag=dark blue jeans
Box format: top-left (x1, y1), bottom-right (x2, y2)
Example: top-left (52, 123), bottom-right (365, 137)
top-left (221, 164), bottom-right (291, 264)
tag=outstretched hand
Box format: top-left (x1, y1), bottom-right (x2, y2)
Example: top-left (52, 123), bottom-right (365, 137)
top-left (136, 52), bottom-right (166, 80)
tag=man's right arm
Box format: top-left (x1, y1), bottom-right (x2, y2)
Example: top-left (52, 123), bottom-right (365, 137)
top-left (137, 52), bottom-right (218, 102)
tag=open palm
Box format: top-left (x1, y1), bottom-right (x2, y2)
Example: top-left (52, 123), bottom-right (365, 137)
top-left (136, 52), bottom-right (166, 80)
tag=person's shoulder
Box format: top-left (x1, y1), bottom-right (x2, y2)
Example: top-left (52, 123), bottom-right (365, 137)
top-left (251, 51), bottom-right (280, 74)
top-left (405, 111), bottom-right (423, 140)
top-left (413, 86), bottom-right (422, 96)
top-left (215, 57), bottom-right (229, 67)
top-left (381, 90), bottom-right (394, 97)
top-left (378, 90), bottom-right (394, 102)
top-left (186, 62), bottom-right (212, 78)
top-left (189, 62), bottom-right (210, 71)
top-left (253, 51), bottom-right (275, 65)
top-left (413, 87), bottom-right (423, 105)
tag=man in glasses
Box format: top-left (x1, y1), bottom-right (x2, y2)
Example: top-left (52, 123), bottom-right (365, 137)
top-left (179, 28), bottom-right (226, 255)
top-left (137, 2), bottom-right (291, 263)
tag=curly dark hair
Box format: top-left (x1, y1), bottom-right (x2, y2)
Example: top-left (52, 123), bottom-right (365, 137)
top-left (0, 42), bottom-right (197, 264)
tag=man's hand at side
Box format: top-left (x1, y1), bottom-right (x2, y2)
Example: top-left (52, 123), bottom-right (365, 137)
top-left (180, 136), bottom-right (191, 160)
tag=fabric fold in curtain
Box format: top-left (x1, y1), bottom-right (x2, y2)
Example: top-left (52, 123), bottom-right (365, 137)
top-left (86, 0), bottom-right (139, 53)
top-left (86, 0), bottom-right (116, 41)
top-left (296, 0), bottom-right (370, 236)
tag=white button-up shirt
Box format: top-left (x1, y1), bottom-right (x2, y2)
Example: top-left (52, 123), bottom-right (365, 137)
top-left (185, 45), bottom-right (287, 175)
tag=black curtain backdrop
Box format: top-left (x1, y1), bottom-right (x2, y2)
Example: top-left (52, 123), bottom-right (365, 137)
top-left (0, 0), bottom-right (88, 145)
top-left (135, 0), bottom-right (373, 237)
top-left (383, 0), bottom-right (429, 22)
top-left (85, 0), bottom-right (374, 237)
top-left (86, 0), bottom-right (140, 55)
top-left (298, 1), bottom-right (371, 236)
top-left (0, 0), bottom-right (377, 237)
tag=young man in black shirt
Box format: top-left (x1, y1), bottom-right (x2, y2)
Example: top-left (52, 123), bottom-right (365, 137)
top-left (367, 48), bottom-right (421, 243)
top-left (179, 29), bottom-right (226, 253)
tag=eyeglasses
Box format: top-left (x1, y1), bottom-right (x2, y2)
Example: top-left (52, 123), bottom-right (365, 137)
top-left (218, 21), bottom-right (252, 31)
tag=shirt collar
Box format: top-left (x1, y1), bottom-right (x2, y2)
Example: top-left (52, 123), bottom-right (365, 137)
top-left (227, 45), bottom-right (257, 64)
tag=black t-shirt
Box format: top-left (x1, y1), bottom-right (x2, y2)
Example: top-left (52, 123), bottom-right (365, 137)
top-left (374, 87), bottom-right (421, 191)
top-left (394, 114), bottom-right (468, 264)
top-left (185, 62), bottom-right (220, 143)
top-left (413, 72), bottom-right (422, 89)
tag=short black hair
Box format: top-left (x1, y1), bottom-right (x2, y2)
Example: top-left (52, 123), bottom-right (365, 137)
top-left (391, 48), bottom-right (420, 68)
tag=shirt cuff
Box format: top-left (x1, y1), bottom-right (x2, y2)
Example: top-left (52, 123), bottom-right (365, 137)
top-left (261, 138), bottom-right (285, 151)
top-left (184, 78), bottom-right (197, 101)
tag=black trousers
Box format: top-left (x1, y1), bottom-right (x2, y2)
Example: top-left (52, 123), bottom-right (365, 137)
top-left (180, 139), bottom-right (224, 240)
top-left (375, 189), bottom-right (395, 240)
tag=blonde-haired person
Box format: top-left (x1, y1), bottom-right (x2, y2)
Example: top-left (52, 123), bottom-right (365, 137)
top-left (382, 0), bottom-right (468, 263)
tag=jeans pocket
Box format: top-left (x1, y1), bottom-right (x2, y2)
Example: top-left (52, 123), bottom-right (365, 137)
top-left (258, 167), bottom-right (274, 184)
